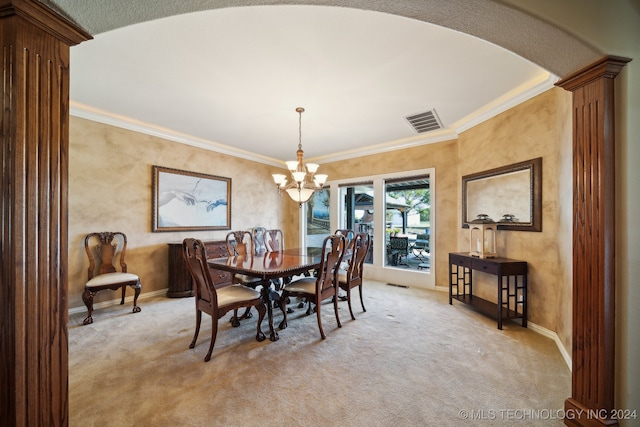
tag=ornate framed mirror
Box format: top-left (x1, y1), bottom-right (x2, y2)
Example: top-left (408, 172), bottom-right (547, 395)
top-left (462, 157), bottom-right (542, 232)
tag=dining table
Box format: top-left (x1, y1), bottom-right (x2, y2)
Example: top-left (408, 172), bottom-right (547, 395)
top-left (207, 248), bottom-right (323, 341)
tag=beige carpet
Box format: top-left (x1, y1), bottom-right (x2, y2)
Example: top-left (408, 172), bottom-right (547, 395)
top-left (68, 280), bottom-right (570, 426)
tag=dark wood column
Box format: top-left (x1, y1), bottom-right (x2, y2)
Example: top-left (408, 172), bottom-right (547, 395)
top-left (556, 56), bottom-right (630, 427)
top-left (0, 1), bottom-right (90, 425)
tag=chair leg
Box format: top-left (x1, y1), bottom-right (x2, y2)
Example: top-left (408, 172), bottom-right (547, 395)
top-left (131, 280), bottom-right (142, 313)
top-left (230, 306), bottom-right (253, 326)
top-left (230, 309), bottom-right (239, 326)
top-left (120, 285), bottom-right (126, 305)
top-left (82, 288), bottom-right (95, 325)
top-left (189, 310), bottom-right (202, 349)
top-left (240, 307), bottom-right (252, 320)
top-left (316, 300), bottom-right (326, 340)
top-left (333, 292), bottom-right (342, 329)
top-left (204, 316), bottom-right (219, 362)
top-left (359, 285), bottom-right (366, 312)
top-left (346, 286), bottom-right (356, 320)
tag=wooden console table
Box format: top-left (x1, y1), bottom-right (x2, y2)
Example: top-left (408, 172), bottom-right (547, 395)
top-left (449, 252), bottom-right (527, 329)
top-left (167, 240), bottom-right (232, 297)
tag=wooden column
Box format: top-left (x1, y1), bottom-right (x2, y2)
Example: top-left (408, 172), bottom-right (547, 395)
top-left (556, 56), bottom-right (630, 427)
top-left (0, 1), bottom-right (90, 425)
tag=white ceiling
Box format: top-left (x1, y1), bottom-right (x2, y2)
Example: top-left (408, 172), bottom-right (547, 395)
top-left (62, 3), bottom-right (557, 166)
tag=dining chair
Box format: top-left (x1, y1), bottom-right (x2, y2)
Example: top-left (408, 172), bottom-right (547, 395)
top-left (278, 234), bottom-right (346, 339)
top-left (183, 238), bottom-right (266, 362)
top-left (334, 229), bottom-right (355, 300)
top-left (82, 231), bottom-right (142, 325)
top-left (338, 232), bottom-right (371, 320)
top-left (226, 230), bottom-right (263, 323)
top-left (225, 230), bottom-right (262, 287)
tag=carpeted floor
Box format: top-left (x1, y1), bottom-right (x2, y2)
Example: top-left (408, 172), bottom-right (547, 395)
top-left (68, 280), bottom-right (570, 426)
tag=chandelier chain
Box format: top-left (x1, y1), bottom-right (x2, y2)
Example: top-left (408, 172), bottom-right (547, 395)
top-left (298, 108), bottom-right (303, 150)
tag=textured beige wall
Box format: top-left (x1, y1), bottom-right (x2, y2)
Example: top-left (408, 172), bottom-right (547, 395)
top-left (457, 87), bottom-right (573, 345)
top-left (68, 117), bottom-right (288, 309)
top-left (320, 140), bottom-right (460, 287)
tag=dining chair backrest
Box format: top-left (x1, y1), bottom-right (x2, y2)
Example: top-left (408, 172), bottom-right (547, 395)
top-left (317, 234), bottom-right (347, 294)
top-left (348, 232), bottom-right (371, 282)
top-left (265, 229), bottom-right (284, 252)
top-left (183, 238), bottom-right (217, 306)
top-left (335, 229), bottom-right (355, 250)
top-left (251, 227), bottom-right (268, 255)
top-left (225, 231), bottom-right (254, 256)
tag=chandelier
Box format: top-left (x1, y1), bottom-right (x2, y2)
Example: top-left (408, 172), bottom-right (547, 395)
top-left (272, 107), bottom-right (328, 206)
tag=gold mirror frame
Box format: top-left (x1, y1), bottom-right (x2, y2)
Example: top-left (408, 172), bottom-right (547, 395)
top-left (462, 157), bottom-right (542, 232)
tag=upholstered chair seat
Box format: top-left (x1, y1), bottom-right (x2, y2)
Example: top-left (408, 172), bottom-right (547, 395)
top-left (280, 277), bottom-right (316, 295)
top-left (217, 284), bottom-right (263, 306)
top-left (86, 272), bottom-right (139, 287)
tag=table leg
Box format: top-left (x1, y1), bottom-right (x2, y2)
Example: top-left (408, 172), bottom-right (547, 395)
top-left (262, 284), bottom-right (279, 341)
top-left (497, 274), bottom-right (503, 330)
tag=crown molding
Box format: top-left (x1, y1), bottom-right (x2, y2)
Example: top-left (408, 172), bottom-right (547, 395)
top-left (70, 72), bottom-right (557, 167)
top-left (70, 102), bottom-right (285, 168)
top-left (453, 72), bottom-right (558, 134)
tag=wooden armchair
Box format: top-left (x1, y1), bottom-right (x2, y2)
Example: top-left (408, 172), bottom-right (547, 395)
top-left (278, 234), bottom-right (346, 339)
top-left (338, 232), bottom-right (371, 320)
top-left (82, 232), bottom-right (142, 325)
top-left (183, 238), bottom-right (266, 361)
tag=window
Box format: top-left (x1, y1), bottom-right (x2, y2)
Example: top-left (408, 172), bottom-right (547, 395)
top-left (384, 176), bottom-right (430, 270)
top-left (339, 183), bottom-right (374, 265)
top-left (302, 168), bottom-right (435, 289)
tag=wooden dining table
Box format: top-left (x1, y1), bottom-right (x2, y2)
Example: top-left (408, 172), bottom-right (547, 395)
top-left (207, 248), bottom-right (322, 341)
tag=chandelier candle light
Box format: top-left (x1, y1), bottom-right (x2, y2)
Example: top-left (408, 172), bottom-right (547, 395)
top-left (272, 107), bottom-right (328, 206)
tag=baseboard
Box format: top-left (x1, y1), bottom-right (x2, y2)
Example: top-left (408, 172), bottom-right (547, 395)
top-left (527, 321), bottom-right (572, 371)
top-left (68, 288), bottom-right (169, 316)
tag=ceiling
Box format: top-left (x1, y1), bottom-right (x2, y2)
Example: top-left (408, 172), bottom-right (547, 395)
top-left (44, 1), bottom-right (566, 167)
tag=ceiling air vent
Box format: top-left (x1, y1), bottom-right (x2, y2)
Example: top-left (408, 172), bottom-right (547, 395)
top-left (405, 109), bottom-right (442, 133)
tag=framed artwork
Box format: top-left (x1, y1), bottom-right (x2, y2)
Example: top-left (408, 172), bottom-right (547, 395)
top-left (152, 165), bottom-right (231, 232)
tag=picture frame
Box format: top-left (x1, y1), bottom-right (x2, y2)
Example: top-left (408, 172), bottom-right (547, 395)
top-left (461, 157), bottom-right (542, 232)
top-left (152, 165), bottom-right (231, 232)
